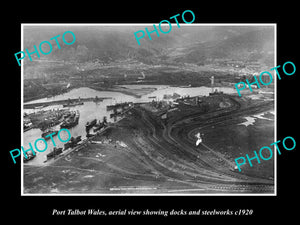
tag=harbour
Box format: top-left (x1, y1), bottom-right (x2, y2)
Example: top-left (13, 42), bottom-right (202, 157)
top-left (21, 25), bottom-right (275, 195)
top-left (23, 85), bottom-right (275, 194)
top-left (22, 85), bottom-right (237, 166)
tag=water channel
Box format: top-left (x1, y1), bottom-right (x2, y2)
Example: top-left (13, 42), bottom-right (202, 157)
top-left (23, 85), bottom-right (236, 165)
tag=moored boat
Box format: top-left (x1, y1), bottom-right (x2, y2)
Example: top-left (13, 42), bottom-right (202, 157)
top-left (46, 147), bottom-right (63, 160)
top-left (60, 110), bottom-right (80, 128)
top-left (85, 119), bottom-right (97, 131)
top-left (23, 152), bottom-right (36, 163)
top-left (64, 136), bottom-right (82, 150)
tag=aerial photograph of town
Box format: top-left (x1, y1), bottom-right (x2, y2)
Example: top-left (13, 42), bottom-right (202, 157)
top-left (22, 24), bottom-right (275, 194)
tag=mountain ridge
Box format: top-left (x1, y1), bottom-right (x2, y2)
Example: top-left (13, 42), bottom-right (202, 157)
top-left (23, 26), bottom-right (275, 77)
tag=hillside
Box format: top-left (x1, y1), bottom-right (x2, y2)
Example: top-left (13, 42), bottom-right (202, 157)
top-left (23, 25), bottom-right (275, 79)
top-left (165, 28), bottom-right (274, 66)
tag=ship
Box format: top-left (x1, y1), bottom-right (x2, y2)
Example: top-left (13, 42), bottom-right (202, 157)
top-left (93, 96), bottom-right (103, 103)
top-left (23, 122), bottom-right (33, 132)
top-left (63, 97), bottom-right (84, 107)
top-left (64, 136), bottom-right (82, 150)
top-left (23, 152), bottom-right (36, 163)
top-left (60, 110), bottom-right (80, 128)
top-left (75, 110), bottom-right (80, 120)
top-left (63, 101), bottom-right (84, 107)
top-left (62, 110), bottom-right (72, 119)
top-left (46, 147), bottom-right (63, 160)
top-left (93, 121), bottom-right (106, 132)
top-left (41, 129), bottom-right (58, 139)
top-left (85, 119), bottom-right (97, 131)
top-left (93, 120), bottom-right (103, 132)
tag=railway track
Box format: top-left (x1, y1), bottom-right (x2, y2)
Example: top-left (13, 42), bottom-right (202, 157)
top-left (27, 95), bottom-right (274, 193)
top-left (128, 95), bottom-right (274, 192)
top-left (169, 99), bottom-right (274, 183)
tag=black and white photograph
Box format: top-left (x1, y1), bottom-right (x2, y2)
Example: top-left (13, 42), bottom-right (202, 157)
top-left (22, 24), bottom-right (275, 195)
top-left (3, 4), bottom-right (298, 224)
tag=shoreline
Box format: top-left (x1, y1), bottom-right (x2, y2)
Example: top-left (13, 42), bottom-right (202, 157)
top-left (87, 85), bottom-right (158, 98)
top-left (24, 85), bottom-right (160, 103)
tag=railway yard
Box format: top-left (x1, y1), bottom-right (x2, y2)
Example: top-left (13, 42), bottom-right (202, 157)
top-left (23, 92), bottom-right (274, 194)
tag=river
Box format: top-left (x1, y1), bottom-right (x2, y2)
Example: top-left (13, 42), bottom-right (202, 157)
top-left (23, 85), bottom-right (236, 165)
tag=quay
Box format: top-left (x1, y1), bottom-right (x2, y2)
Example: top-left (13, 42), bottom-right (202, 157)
top-left (40, 105), bottom-right (133, 165)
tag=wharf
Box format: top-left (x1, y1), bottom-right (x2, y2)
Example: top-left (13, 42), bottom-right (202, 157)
top-left (43, 123), bottom-right (112, 165)
top-left (24, 97), bottom-right (112, 109)
top-left (42, 107), bottom-right (131, 165)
